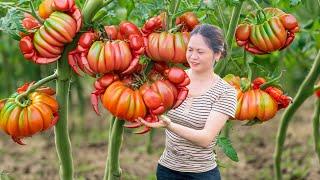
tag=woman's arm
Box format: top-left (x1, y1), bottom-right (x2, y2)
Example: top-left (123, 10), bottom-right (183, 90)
top-left (137, 110), bottom-right (229, 148)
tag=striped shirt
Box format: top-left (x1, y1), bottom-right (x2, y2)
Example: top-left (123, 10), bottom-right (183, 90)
top-left (158, 75), bottom-right (237, 173)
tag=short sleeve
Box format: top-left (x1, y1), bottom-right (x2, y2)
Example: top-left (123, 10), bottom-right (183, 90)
top-left (212, 87), bottom-right (237, 118)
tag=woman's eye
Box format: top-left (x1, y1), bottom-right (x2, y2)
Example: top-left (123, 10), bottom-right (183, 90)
top-left (188, 49), bottom-right (192, 52)
top-left (198, 52), bottom-right (203, 54)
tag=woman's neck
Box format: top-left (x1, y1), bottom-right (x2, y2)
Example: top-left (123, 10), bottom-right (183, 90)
top-left (189, 69), bottom-right (216, 82)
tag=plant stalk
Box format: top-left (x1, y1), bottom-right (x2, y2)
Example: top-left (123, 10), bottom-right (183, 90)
top-left (214, 1), bottom-right (243, 76)
top-left (274, 50), bottom-right (320, 180)
top-left (105, 118), bottom-right (125, 180)
top-left (313, 98), bottom-right (320, 164)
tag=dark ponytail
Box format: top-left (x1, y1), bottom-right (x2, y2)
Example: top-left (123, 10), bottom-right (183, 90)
top-left (190, 24), bottom-right (227, 58)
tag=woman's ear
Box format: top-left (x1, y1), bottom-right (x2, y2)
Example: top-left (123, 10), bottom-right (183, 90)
top-left (213, 52), bottom-right (222, 62)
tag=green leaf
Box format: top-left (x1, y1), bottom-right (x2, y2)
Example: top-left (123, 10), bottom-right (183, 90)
top-left (217, 135), bottom-right (239, 162)
top-left (118, 0), bottom-right (134, 16)
top-left (115, 7), bottom-right (128, 21)
top-left (289, 0), bottom-right (301, 6)
top-left (18, 0), bottom-right (31, 5)
top-left (0, 8), bottom-right (25, 41)
top-left (225, 0), bottom-right (241, 6)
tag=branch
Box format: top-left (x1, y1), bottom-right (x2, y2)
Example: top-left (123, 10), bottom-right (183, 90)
top-left (29, 1), bottom-right (44, 24)
top-left (15, 71), bottom-right (58, 107)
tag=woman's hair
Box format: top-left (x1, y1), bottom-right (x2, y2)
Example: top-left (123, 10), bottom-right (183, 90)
top-left (190, 24), bottom-right (227, 58)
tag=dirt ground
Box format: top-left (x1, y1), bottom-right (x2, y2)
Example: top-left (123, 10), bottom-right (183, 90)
top-left (0, 98), bottom-right (320, 180)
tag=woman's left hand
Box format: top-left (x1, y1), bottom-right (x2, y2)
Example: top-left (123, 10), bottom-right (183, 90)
top-left (136, 115), bottom-right (172, 129)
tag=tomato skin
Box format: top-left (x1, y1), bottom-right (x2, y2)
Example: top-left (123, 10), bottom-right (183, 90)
top-left (39, 0), bottom-right (55, 19)
top-left (38, 0), bottom-right (76, 19)
top-left (175, 12), bottom-right (200, 32)
top-left (119, 21), bottom-right (142, 39)
top-left (139, 80), bottom-right (177, 115)
top-left (146, 32), bottom-right (190, 63)
top-left (0, 88), bottom-right (59, 143)
top-left (224, 74), bottom-right (279, 122)
top-left (102, 81), bottom-right (147, 122)
top-left (235, 89), bottom-right (278, 121)
top-left (87, 40), bottom-right (133, 74)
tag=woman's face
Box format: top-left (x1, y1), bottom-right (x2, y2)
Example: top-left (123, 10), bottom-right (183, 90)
top-left (186, 34), bottom-right (220, 73)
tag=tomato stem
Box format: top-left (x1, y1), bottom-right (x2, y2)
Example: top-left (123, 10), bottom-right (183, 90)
top-left (29, 1), bottom-right (44, 24)
top-left (248, 0), bottom-right (263, 11)
top-left (103, 116), bottom-right (116, 179)
top-left (314, 84), bottom-right (320, 92)
top-left (313, 98), bottom-right (320, 164)
top-left (167, 0), bottom-right (181, 30)
top-left (274, 50), bottom-right (320, 180)
top-left (102, 0), bottom-right (113, 7)
top-left (146, 128), bottom-right (155, 154)
top-left (216, 0), bottom-right (227, 34)
top-left (214, 1), bottom-right (243, 76)
top-left (244, 51), bottom-right (252, 82)
top-left (15, 71), bottom-right (58, 107)
top-left (105, 118), bottom-right (125, 180)
top-left (53, 0), bottom-right (103, 175)
top-left (82, 0), bottom-right (104, 26)
top-left (54, 34), bottom-right (81, 179)
top-left (260, 71), bottom-right (283, 90)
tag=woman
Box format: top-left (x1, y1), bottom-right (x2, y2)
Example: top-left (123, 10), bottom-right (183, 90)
top-left (137, 24), bottom-right (237, 180)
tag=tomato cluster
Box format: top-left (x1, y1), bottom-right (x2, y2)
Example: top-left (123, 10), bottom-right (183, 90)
top-left (142, 12), bottom-right (200, 64)
top-left (235, 8), bottom-right (299, 54)
top-left (65, 12), bottom-right (199, 133)
top-left (19, 0), bottom-right (82, 64)
top-left (0, 83), bottom-right (59, 145)
top-left (224, 74), bottom-right (292, 122)
top-left (91, 62), bottom-right (190, 134)
top-left (68, 21), bottom-right (144, 77)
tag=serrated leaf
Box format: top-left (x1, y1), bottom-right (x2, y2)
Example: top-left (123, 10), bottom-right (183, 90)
top-left (217, 136), bottom-right (239, 162)
top-left (0, 9), bottom-right (25, 41)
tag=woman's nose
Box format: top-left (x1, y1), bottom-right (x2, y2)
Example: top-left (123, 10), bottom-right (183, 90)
top-left (189, 52), bottom-right (198, 59)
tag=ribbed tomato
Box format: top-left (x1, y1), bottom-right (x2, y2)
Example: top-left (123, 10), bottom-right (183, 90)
top-left (0, 90), bottom-right (59, 144)
top-left (224, 74), bottom-right (278, 121)
top-left (235, 8), bottom-right (299, 54)
top-left (87, 40), bottom-right (133, 74)
top-left (236, 89), bottom-right (278, 121)
top-left (19, 11), bottom-right (79, 64)
top-left (175, 12), bottom-right (199, 32)
top-left (102, 81), bottom-right (147, 122)
top-left (139, 80), bottom-right (178, 115)
top-left (38, 0), bottom-right (76, 19)
top-left (39, 0), bottom-right (55, 19)
top-left (145, 31), bottom-right (190, 63)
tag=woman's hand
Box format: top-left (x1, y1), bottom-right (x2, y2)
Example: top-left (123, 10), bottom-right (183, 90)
top-left (136, 115), bottom-right (172, 129)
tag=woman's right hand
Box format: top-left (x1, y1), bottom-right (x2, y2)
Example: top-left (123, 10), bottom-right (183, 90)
top-left (136, 115), bottom-right (172, 129)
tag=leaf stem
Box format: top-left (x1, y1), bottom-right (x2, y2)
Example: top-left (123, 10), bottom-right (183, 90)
top-left (29, 1), bottom-right (44, 24)
top-left (15, 71), bottom-right (58, 107)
